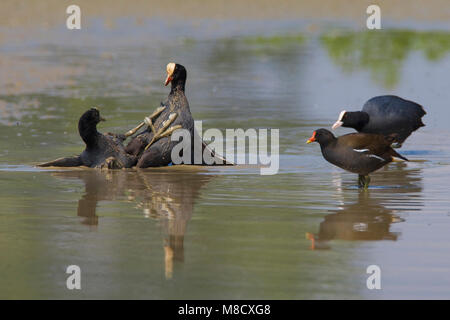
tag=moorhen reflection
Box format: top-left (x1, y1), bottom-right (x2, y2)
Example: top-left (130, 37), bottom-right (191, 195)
top-left (51, 169), bottom-right (215, 279)
top-left (307, 166), bottom-right (423, 250)
top-left (306, 192), bottom-right (402, 250)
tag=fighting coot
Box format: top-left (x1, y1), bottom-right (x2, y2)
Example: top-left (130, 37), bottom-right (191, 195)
top-left (38, 108), bottom-right (136, 169)
top-left (307, 128), bottom-right (408, 188)
top-left (125, 62), bottom-right (194, 167)
top-left (332, 95), bottom-right (426, 147)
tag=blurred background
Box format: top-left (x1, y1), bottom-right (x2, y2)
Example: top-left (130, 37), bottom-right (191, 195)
top-left (0, 0), bottom-right (450, 299)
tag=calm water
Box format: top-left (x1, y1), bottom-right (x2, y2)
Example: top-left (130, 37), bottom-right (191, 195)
top-left (1, 16), bottom-right (450, 299)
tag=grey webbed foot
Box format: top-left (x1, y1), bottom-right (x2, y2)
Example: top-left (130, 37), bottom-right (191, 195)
top-left (98, 157), bottom-right (124, 169)
top-left (144, 113), bottom-right (182, 151)
top-left (124, 106), bottom-right (166, 138)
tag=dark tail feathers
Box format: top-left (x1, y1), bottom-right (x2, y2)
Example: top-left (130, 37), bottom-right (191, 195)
top-left (37, 155), bottom-right (83, 167)
top-left (390, 149), bottom-right (409, 161)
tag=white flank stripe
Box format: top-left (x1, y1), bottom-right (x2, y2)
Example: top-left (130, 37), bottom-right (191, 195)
top-left (368, 154), bottom-right (385, 161)
top-left (353, 149), bottom-right (369, 152)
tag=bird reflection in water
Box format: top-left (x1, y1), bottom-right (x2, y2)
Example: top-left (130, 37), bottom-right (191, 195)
top-left (52, 168), bottom-right (215, 279)
top-left (307, 164), bottom-right (423, 250)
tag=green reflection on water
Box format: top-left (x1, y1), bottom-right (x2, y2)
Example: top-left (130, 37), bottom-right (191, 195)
top-left (242, 34), bottom-right (305, 46)
top-left (1, 24), bottom-right (448, 298)
top-left (0, 93), bottom-right (162, 165)
top-left (0, 169), bottom-right (366, 299)
top-left (321, 29), bottom-right (450, 88)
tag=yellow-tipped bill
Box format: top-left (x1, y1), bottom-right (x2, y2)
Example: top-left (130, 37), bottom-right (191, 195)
top-left (306, 131), bottom-right (316, 144)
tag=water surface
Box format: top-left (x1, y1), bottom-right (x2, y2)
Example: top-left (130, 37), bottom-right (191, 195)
top-left (1, 12), bottom-right (450, 299)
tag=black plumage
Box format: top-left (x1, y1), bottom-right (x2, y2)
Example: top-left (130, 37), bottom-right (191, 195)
top-left (38, 108), bottom-right (136, 168)
top-left (39, 64), bottom-right (229, 169)
top-left (307, 128), bottom-right (408, 188)
top-left (332, 95), bottom-right (426, 147)
top-left (125, 63), bottom-right (195, 167)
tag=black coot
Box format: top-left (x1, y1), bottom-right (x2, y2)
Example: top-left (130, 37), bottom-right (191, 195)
top-left (125, 62), bottom-right (195, 167)
top-left (38, 108), bottom-right (136, 168)
top-left (332, 95), bottom-right (426, 147)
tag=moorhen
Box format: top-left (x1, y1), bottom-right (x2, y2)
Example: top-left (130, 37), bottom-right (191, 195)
top-left (38, 108), bottom-right (136, 169)
top-left (306, 128), bottom-right (408, 188)
top-left (331, 95), bottom-right (426, 147)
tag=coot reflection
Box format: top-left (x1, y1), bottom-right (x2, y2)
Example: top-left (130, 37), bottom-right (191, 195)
top-left (51, 169), bottom-right (215, 279)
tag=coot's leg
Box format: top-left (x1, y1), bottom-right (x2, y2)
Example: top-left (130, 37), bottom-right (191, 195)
top-left (144, 113), bottom-right (182, 151)
top-left (97, 157), bottom-right (124, 169)
top-left (37, 156), bottom-right (83, 167)
top-left (124, 106), bottom-right (166, 138)
top-left (124, 122), bottom-right (145, 138)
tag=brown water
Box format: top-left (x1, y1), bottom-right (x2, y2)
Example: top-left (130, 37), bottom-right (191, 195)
top-left (1, 3), bottom-right (450, 299)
